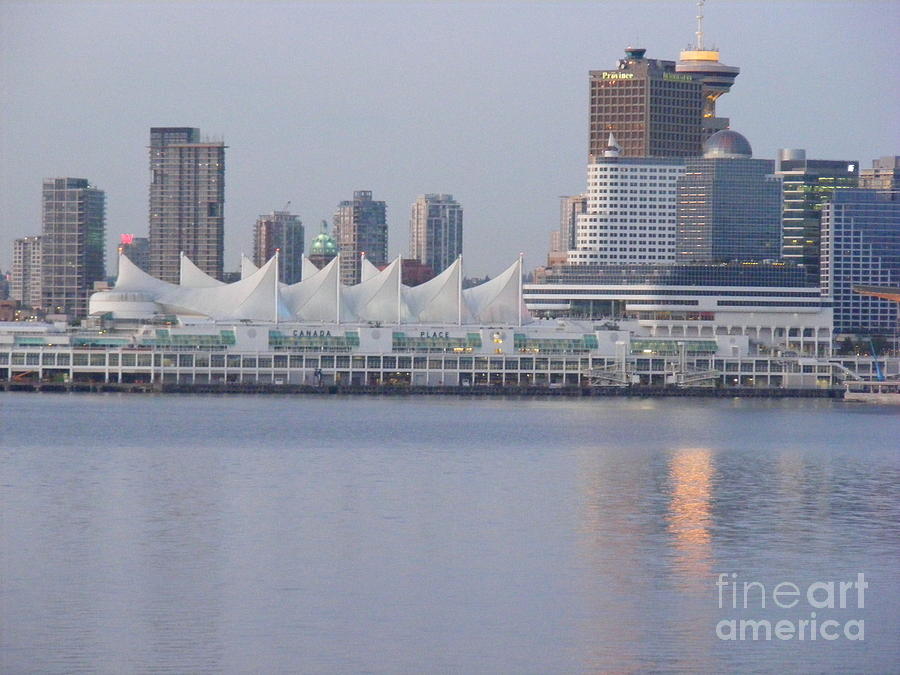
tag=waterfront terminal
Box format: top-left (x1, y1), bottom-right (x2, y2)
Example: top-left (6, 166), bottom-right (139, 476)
top-left (1, 253), bottom-right (896, 394)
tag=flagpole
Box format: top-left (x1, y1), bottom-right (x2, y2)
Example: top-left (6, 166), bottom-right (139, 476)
top-left (457, 254), bottom-right (463, 326)
top-left (335, 253), bottom-right (341, 324)
top-left (517, 253), bottom-right (523, 327)
top-left (274, 250), bottom-right (280, 324)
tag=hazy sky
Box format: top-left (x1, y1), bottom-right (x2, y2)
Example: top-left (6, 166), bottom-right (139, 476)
top-left (1, 1), bottom-right (897, 276)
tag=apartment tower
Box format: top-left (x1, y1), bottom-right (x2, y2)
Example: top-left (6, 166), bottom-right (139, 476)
top-left (41, 178), bottom-right (105, 317)
top-left (253, 210), bottom-right (305, 284)
top-left (409, 194), bottom-right (463, 276)
top-left (333, 191), bottom-right (387, 285)
top-left (11, 236), bottom-right (43, 310)
top-left (149, 127), bottom-right (226, 283)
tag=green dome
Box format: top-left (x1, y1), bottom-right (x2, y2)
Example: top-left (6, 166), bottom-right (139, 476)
top-left (310, 232), bottom-right (337, 256)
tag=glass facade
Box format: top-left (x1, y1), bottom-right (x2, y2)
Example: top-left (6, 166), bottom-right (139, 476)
top-left (676, 157), bottom-right (781, 263)
top-left (777, 153), bottom-right (858, 279)
top-left (534, 262), bottom-right (812, 287)
top-left (821, 189), bottom-right (900, 334)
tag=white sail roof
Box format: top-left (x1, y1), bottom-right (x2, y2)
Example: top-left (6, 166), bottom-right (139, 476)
top-left (156, 255), bottom-right (286, 321)
top-left (463, 257), bottom-right (528, 325)
top-left (281, 255), bottom-right (341, 322)
top-left (402, 257), bottom-right (468, 324)
top-left (301, 256), bottom-right (320, 281)
top-left (180, 253), bottom-right (225, 287)
top-left (113, 253), bottom-right (174, 294)
top-left (360, 255), bottom-right (381, 282)
top-left (341, 257), bottom-right (405, 323)
top-left (240, 254), bottom-right (259, 280)
top-left (91, 251), bottom-right (526, 325)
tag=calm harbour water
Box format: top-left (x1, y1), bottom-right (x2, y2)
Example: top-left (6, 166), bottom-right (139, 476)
top-left (1, 392), bottom-right (898, 674)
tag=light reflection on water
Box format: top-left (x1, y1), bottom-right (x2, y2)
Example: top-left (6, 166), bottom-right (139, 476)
top-left (1, 393), bottom-right (899, 673)
top-left (667, 448), bottom-right (715, 590)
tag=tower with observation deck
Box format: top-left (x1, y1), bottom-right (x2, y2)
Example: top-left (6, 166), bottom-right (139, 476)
top-left (675, 0), bottom-right (740, 140)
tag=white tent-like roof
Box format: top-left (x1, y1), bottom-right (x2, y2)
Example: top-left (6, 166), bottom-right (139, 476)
top-left (240, 254), bottom-right (259, 280)
top-left (301, 256), bottom-right (320, 281)
top-left (180, 253), bottom-right (226, 288)
top-left (342, 258), bottom-right (404, 323)
top-left (360, 255), bottom-right (382, 283)
top-left (281, 255), bottom-right (341, 322)
top-left (403, 257), bottom-right (468, 324)
top-left (90, 252), bottom-right (529, 325)
top-left (462, 257), bottom-right (528, 325)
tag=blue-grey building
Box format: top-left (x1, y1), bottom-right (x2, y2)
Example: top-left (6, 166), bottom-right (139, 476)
top-left (676, 130), bottom-right (782, 264)
top-left (776, 149), bottom-right (858, 279)
top-left (821, 189), bottom-right (900, 334)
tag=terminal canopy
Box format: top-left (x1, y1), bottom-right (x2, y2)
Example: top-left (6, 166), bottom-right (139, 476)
top-left (91, 253), bottom-right (531, 326)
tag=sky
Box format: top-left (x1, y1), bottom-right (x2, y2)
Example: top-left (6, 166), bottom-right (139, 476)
top-left (1, 0), bottom-right (897, 277)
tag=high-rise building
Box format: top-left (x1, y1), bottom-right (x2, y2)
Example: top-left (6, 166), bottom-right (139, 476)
top-left (860, 156), bottom-right (900, 190)
top-left (568, 134), bottom-right (684, 265)
top-left (820, 189), bottom-right (900, 335)
top-left (149, 127), bottom-right (225, 283)
top-left (588, 47), bottom-right (704, 160)
top-left (333, 190), bottom-right (387, 285)
top-left (253, 210), bottom-right (305, 284)
top-left (675, 2), bottom-right (740, 140)
top-left (776, 149), bottom-right (858, 278)
top-left (558, 194), bottom-right (587, 252)
top-left (676, 130), bottom-right (781, 263)
top-left (118, 234), bottom-right (150, 273)
top-left (11, 236), bottom-right (42, 310)
top-left (308, 220), bottom-right (338, 271)
top-left (41, 178), bottom-right (105, 316)
top-left (409, 194), bottom-right (462, 275)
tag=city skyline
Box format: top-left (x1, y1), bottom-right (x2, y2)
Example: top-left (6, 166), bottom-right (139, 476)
top-left (1, 1), bottom-right (897, 276)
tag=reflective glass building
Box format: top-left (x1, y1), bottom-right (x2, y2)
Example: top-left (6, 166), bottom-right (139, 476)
top-left (676, 130), bottom-right (781, 263)
top-left (776, 149), bottom-right (858, 280)
top-left (821, 189), bottom-right (900, 335)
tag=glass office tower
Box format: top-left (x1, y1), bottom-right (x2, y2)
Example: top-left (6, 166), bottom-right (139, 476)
top-left (777, 149), bottom-right (858, 279)
top-left (676, 130), bottom-right (781, 263)
top-left (821, 189), bottom-right (900, 335)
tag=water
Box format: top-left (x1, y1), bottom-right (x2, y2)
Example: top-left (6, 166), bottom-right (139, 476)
top-left (1, 393), bottom-right (898, 674)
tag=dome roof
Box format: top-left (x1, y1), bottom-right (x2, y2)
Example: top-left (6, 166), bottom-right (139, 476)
top-left (703, 129), bottom-right (752, 159)
top-left (310, 231), bottom-right (337, 256)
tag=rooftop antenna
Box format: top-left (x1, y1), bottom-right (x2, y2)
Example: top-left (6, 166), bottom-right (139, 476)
top-left (695, 0), bottom-right (705, 50)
